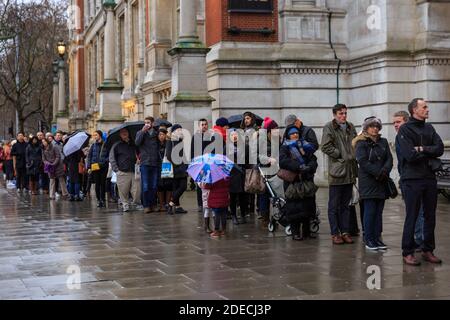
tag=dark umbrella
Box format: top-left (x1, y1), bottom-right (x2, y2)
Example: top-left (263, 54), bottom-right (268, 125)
top-left (227, 114), bottom-right (264, 128)
top-left (63, 130), bottom-right (91, 157)
top-left (105, 121), bottom-right (145, 150)
top-left (154, 118), bottom-right (172, 128)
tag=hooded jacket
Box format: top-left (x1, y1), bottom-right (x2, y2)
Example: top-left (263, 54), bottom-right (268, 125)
top-left (396, 117), bottom-right (444, 181)
top-left (353, 133), bottom-right (393, 200)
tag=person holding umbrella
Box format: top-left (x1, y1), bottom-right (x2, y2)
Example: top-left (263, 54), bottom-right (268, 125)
top-left (109, 128), bottom-right (141, 213)
top-left (135, 117), bottom-right (161, 214)
top-left (87, 130), bottom-right (109, 207)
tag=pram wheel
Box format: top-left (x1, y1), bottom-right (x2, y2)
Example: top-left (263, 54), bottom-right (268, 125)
top-left (285, 225), bottom-right (292, 236)
top-left (310, 222), bottom-right (320, 234)
top-left (268, 221), bottom-right (276, 232)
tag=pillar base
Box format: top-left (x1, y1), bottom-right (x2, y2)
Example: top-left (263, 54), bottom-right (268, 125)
top-left (97, 88), bottom-right (125, 130)
top-left (56, 116), bottom-right (69, 132)
top-left (166, 98), bottom-right (213, 134)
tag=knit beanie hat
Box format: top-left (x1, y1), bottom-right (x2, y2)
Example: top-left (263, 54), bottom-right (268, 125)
top-left (215, 117), bottom-right (229, 128)
top-left (363, 116), bottom-right (382, 131)
top-left (287, 127), bottom-right (300, 137)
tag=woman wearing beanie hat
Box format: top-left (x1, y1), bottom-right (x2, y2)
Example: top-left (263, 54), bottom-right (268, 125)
top-left (352, 116), bottom-right (393, 251)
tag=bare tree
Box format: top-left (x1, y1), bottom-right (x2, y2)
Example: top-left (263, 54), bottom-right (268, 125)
top-left (0, 0), bottom-right (68, 134)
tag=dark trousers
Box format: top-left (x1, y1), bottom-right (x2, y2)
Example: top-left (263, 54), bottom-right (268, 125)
top-left (363, 199), bottom-right (385, 243)
top-left (402, 179), bottom-right (438, 257)
top-left (212, 207), bottom-right (227, 231)
top-left (291, 218), bottom-right (310, 237)
top-left (92, 167), bottom-right (107, 202)
top-left (196, 186), bottom-right (203, 207)
top-left (39, 172), bottom-right (49, 190)
top-left (15, 167), bottom-right (27, 190)
top-left (328, 184), bottom-right (353, 235)
top-left (140, 165), bottom-right (159, 208)
top-left (68, 182), bottom-right (80, 197)
top-left (230, 193), bottom-right (247, 218)
top-left (172, 177), bottom-right (187, 206)
top-left (258, 192), bottom-right (270, 220)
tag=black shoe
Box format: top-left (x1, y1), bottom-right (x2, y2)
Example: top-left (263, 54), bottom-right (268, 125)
top-left (97, 201), bottom-right (102, 208)
top-left (175, 207), bottom-right (188, 214)
top-left (292, 234), bottom-right (303, 241)
top-left (197, 206), bottom-right (203, 213)
top-left (365, 240), bottom-right (379, 251)
top-left (375, 239), bottom-right (388, 250)
top-left (75, 196), bottom-right (83, 201)
top-left (69, 196), bottom-right (75, 202)
top-left (232, 216), bottom-right (240, 225)
top-left (240, 216), bottom-right (247, 224)
top-left (167, 205), bottom-right (174, 215)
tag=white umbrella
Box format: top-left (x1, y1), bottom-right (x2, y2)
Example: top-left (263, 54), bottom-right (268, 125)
top-left (63, 131), bottom-right (91, 157)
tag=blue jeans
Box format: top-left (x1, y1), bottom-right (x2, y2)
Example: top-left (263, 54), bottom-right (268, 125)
top-left (212, 207), bottom-right (228, 231)
top-left (140, 165), bottom-right (159, 208)
top-left (328, 184), bottom-right (353, 235)
top-left (363, 199), bottom-right (385, 243)
top-left (68, 182), bottom-right (80, 197)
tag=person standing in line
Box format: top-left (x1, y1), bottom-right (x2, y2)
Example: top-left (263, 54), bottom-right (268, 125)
top-left (109, 128), bottom-right (141, 213)
top-left (191, 119), bottom-right (211, 213)
top-left (42, 138), bottom-right (69, 200)
top-left (135, 117), bottom-right (161, 214)
top-left (321, 104), bottom-right (358, 245)
top-left (156, 128), bottom-right (172, 212)
top-left (353, 117), bottom-right (393, 251)
top-left (11, 132), bottom-right (28, 193)
top-left (397, 98), bottom-right (444, 266)
top-left (165, 124), bottom-right (188, 215)
top-left (393, 110), bottom-right (425, 251)
top-left (25, 136), bottom-right (42, 195)
top-left (36, 132), bottom-right (49, 194)
top-left (87, 130), bottom-right (109, 207)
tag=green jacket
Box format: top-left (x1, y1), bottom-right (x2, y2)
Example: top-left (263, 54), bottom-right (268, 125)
top-left (321, 119), bottom-right (358, 185)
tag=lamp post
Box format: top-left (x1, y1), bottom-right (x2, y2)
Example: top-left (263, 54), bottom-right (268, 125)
top-left (56, 40), bottom-right (66, 117)
top-left (51, 59), bottom-right (59, 128)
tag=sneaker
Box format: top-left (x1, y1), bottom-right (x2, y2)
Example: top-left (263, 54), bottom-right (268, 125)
top-left (365, 240), bottom-right (379, 251)
top-left (232, 216), bottom-right (240, 225)
top-left (175, 207), bottom-right (188, 214)
top-left (375, 239), bottom-right (388, 250)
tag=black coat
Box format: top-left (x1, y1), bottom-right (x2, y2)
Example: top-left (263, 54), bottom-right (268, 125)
top-left (355, 135), bottom-right (393, 200)
top-left (11, 141), bottom-right (28, 169)
top-left (228, 144), bottom-right (246, 193)
top-left (25, 144), bottom-right (42, 176)
top-left (166, 138), bottom-right (188, 179)
top-left (396, 117), bottom-right (444, 181)
top-left (65, 151), bottom-right (83, 183)
top-left (135, 128), bottom-right (160, 167)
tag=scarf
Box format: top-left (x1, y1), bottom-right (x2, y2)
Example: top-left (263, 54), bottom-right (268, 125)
top-left (283, 140), bottom-right (305, 165)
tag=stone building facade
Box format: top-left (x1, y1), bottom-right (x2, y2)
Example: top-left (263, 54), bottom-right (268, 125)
top-left (67, 0), bottom-right (450, 184)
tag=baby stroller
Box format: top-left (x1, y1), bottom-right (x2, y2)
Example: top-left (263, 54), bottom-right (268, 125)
top-left (257, 165), bottom-right (321, 236)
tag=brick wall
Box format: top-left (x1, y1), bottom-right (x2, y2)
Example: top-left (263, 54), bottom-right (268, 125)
top-left (206, 0), bottom-right (278, 47)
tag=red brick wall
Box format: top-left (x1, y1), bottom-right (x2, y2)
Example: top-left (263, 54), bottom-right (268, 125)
top-left (206, 0), bottom-right (278, 47)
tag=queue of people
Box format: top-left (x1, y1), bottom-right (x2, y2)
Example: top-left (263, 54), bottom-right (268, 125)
top-left (0, 98), bottom-right (445, 266)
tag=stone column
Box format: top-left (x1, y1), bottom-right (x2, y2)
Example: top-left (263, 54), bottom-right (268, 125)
top-left (166, 0), bottom-right (214, 133)
top-left (97, 0), bottom-right (124, 133)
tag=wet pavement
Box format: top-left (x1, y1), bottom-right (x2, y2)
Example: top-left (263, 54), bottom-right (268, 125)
top-left (1, 186), bottom-right (450, 300)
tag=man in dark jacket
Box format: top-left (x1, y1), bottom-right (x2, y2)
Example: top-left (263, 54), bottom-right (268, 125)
top-left (135, 117), bottom-right (160, 213)
top-left (191, 118), bottom-right (211, 212)
top-left (110, 128), bottom-right (140, 213)
top-left (397, 98), bottom-right (444, 266)
top-left (11, 132), bottom-right (28, 193)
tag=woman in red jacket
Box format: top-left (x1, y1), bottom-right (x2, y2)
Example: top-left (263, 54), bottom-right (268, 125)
top-left (205, 177), bottom-right (231, 238)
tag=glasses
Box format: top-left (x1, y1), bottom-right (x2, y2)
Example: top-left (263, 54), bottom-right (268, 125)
top-left (338, 112), bottom-right (348, 115)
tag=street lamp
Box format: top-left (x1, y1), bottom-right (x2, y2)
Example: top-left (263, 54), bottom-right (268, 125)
top-left (52, 59), bottom-right (59, 76)
top-left (57, 40), bottom-right (66, 59)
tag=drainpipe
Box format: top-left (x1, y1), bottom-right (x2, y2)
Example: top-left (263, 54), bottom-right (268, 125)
top-left (327, 6), bottom-right (341, 105)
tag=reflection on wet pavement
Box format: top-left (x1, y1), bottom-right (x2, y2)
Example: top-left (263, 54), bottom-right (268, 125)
top-left (1, 187), bottom-right (450, 300)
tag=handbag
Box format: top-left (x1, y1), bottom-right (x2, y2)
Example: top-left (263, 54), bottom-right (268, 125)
top-left (285, 180), bottom-right (318, 200)
top-left (90, 144), bottom-right (104, 172)
top-left (244, 167), bottom-right (266, 194)
top-left (349, 184), bottom-right (359, 206)
top-left (78, 162), bottom-right (86, 175)
top-left (44, 163), bottom-right (55, 174)
top-left (135, 164), bottom-right (141, 180)
top-left (386, 178), bottom-right (398, 199)
top-left (429, 158), bottom-right (443, 173)
top-left (276, 168), bottom-right (299, 183)
top-left (161, 156), bottom-right (174, 179)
